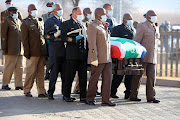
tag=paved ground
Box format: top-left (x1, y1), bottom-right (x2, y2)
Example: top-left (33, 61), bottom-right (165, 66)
top-left (0, 74), bottom-right (180, 120)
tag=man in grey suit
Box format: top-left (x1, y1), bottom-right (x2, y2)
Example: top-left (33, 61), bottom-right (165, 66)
top-left (130, 10), bottom-right (160, 103)
top-left (85, 8), bottom-right (116, 106)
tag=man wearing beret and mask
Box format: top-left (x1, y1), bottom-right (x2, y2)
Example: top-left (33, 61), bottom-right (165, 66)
top-left (1, 0), bottom-right (23, 22)
top-left (42, 2), bottom-right (54, 81)
top-left (1, 7), bottom-right (23, 90)
top-left (21, 4), bottom-right (47, 98)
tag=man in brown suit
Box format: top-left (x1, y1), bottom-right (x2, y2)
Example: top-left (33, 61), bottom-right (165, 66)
top-left (21, 4), bottom-right (47, 97)
top-left (1, 7), bottom-right (23, 90)
top-left (1, 0), bottom-right (23, 22)
top-left (85, 8), bottom-right (116, 106)
top-left (130, 10), bottom-right (160, 103)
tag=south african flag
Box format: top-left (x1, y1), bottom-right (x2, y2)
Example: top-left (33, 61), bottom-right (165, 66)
top-left (110, 37), bottom-right (147, 60)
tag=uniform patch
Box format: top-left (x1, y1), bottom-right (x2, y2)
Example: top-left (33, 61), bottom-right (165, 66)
top-left (46, 35), bottom-right (50, 39)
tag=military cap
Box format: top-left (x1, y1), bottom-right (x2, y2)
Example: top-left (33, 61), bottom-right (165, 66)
top-left (46, 2), bottom-right (54, 6)
top-left (143, 14), bottom-right (146, 17)
top-left (5, 0), bottom-right (12, 3)
top-left (8, 7), bottom-right (17, 11)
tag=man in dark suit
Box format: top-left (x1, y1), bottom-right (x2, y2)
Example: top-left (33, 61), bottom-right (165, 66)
top-left (110, 13), bottom-right (135, 99)
top-left (44, 4), bottom-right (65, 100)
top-left (61, 7), bottom-right (88, 102)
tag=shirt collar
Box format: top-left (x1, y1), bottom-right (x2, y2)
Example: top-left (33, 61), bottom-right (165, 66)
top-left (54, 15), bottom-right (62, 20)
top-left (72, 17), bottom-right (78, 23)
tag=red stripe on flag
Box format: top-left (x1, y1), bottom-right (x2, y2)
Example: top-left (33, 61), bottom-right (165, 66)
top-left (111, 45), bottom-right (123, 60)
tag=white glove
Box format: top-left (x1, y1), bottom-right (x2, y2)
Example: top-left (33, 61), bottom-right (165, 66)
top-left (54, 30), bottom-right (61, 38)
top-left (91, 60), bottom-right (98, 67)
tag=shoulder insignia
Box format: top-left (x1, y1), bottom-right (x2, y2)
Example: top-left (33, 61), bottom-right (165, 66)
top-left (92, 49), bottom-right (95, 53)
top-left (46, 35), bottom-right (50, 39)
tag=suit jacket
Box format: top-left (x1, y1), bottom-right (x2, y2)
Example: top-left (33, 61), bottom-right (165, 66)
top-left (61, 17), bottom-right (88, 61)
top-left (1, 16), bottom-right (22, 55)
top-left (133, 21), bottom-right (158, 64)
top-left (21, 16), bottom-right (46, 57)
top-left (87, 19), bottom-right (111, 64)
top-left (44, 15), bottom-right (65, 57)
top-left (111, 23), bottom-right (135, 40)
top-left (1, 10), bottom-right (23, 22)
top-left (106, 17), bottom-right (116, 34)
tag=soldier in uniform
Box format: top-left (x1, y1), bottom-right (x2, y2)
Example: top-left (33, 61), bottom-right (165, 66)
top-left (130, 10), bottom-right (160, 103)
top-left (1, 0), bottom-right (23, 22)
top-left (62, 7), bottom-right (88, 102)
top-left (73, 7), bottom-right (92, 94)
top-left (21, 4), bottom-right (47, 98)
top-left (1, 7), bottom-right (23, 90)
top-left (103, 4), bottom-right (117, 33)
top-left (42, 2), bottom-right (54, 80)
top-left (44, 4), bottom-right (65, 100)
top-left (110, 13), bottom-right (135, 99)
top-left (85, 8), bottom-right (116, 106)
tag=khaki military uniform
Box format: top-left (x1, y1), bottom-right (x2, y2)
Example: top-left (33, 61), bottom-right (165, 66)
top-left (21, 16), bottom-right (46, 95)
top-left (1, 16), bottom-right (23, 87)
top-left (86, 19), bottom-right (112, 103)
top-left (42, 12), bottom-right (54, 22)
top-left (130, 20), bottom-right (158, 101)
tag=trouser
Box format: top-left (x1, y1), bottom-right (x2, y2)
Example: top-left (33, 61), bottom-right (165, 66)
top-left (45, 57), bottom-right (50, 78)
top-left (24, 56), bottom-right (46, 95)
top-left (48, 56), bottom-right (65, 96)
top-left (2, 55), bottom-right (23, 87)
top-left (111, 74), bottom-right (133, 95)
top-left (63, 60), bottom-right (87, 99)
top-left (86, 62), bottom-right (112, 103)
top-left (130, 62), bottom-right (156, 101)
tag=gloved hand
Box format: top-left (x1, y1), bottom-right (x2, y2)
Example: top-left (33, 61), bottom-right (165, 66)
top-left (91, 60), bottom-right (98, 67)
top-left (76, 35), bottom-right (83, 41)
top-left (54, 30), bottom-right (61, 38)
top-left (54, 25), bottom-right (59, 31)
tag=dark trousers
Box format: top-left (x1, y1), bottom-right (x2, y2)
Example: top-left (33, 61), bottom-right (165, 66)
top-left (45, 57), bottom-right (50, 77)
top-left (130, 63), bottom-right (156, 101)
top-left (48, 56), bottom-right (65, 96)
top-left (111, 74), bottom-right (133, 96)
top-left (63, 60), bottom-right (87, 99)
top-left (86, 63), bottom-right (112, 103)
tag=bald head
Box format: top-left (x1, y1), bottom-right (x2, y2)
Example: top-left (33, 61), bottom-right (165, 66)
top-left (146, 10), bottom-right (157, 23)
top-left (123, 13), bottom-right (133, 25)
top-left (83, 8), bottom-right (92, 20)
top-left (95, 8), bottom-right (105, 19)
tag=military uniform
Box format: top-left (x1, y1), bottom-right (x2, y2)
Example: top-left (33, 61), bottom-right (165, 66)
top-left (42, 12), bottom-right (54, 80)
top-left (61, 17), bottom-right (88, 100)
top-left (44, 15), bottom-right (66, 97)
top-left (111, 23), bottom-right (135, 99)
top-left (21, 15), bottom-right (47, 95)
top-left (1, 15), bottom-right (23, 89)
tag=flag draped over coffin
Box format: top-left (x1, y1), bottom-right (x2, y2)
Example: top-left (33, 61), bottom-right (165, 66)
top-left (110, 37), bottom-right (147, 60)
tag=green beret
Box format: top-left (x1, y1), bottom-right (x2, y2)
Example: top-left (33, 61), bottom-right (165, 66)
top-left (8, 7), bottom-right (18, 12)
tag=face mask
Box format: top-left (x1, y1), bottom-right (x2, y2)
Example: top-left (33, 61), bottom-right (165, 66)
top-left (150, 16), bottom-right (157, 23)
top-left (57, 10), bottom-right (63, 17)
top-left (31, 10), bottom-right (38, 18)
top-left (47, 7), bottom-right (53, 12)
top-left (86, 14), bottom-right (92, 20)
top-left (12, 13), bottom-right (18, 19)
top-left (6, 4), bottom-right (11, 8)
top-left (100, 15), bottom-right (107, 22)
top-left (107, 10), bottom-right (113, 18)
top-left (77, 14), bottom-right (83, 22)
top-left (144, 18), bottom-right (146, 22)
top-left (126, 20), bottom-right (133, 26)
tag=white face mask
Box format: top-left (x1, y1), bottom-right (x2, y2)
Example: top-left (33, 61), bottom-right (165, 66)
top-left (57, 10), bottom-right (63, 17)
top-left (31, 10), bottom-right (38, 18)
top-left (47, 7), bottom-right (53, 12)
top-left (107, 10), bottom-right (113, 18)
top-left (12, 13), bottom-right (18, 19)
top-left (86, 14), bottom-right (92, 20)
top-left (150, 16), bottom-right (157, 23)
top-left (144, 18), bottom-right (147, 22)
top-left (126, 20), bottom-right (133, 26)
top-left (100, 15), bottom-right (107, 22)
top-left (77, 14), bottom-right (83, 22)
top-left (6, 4), bottom-right (12, 8)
